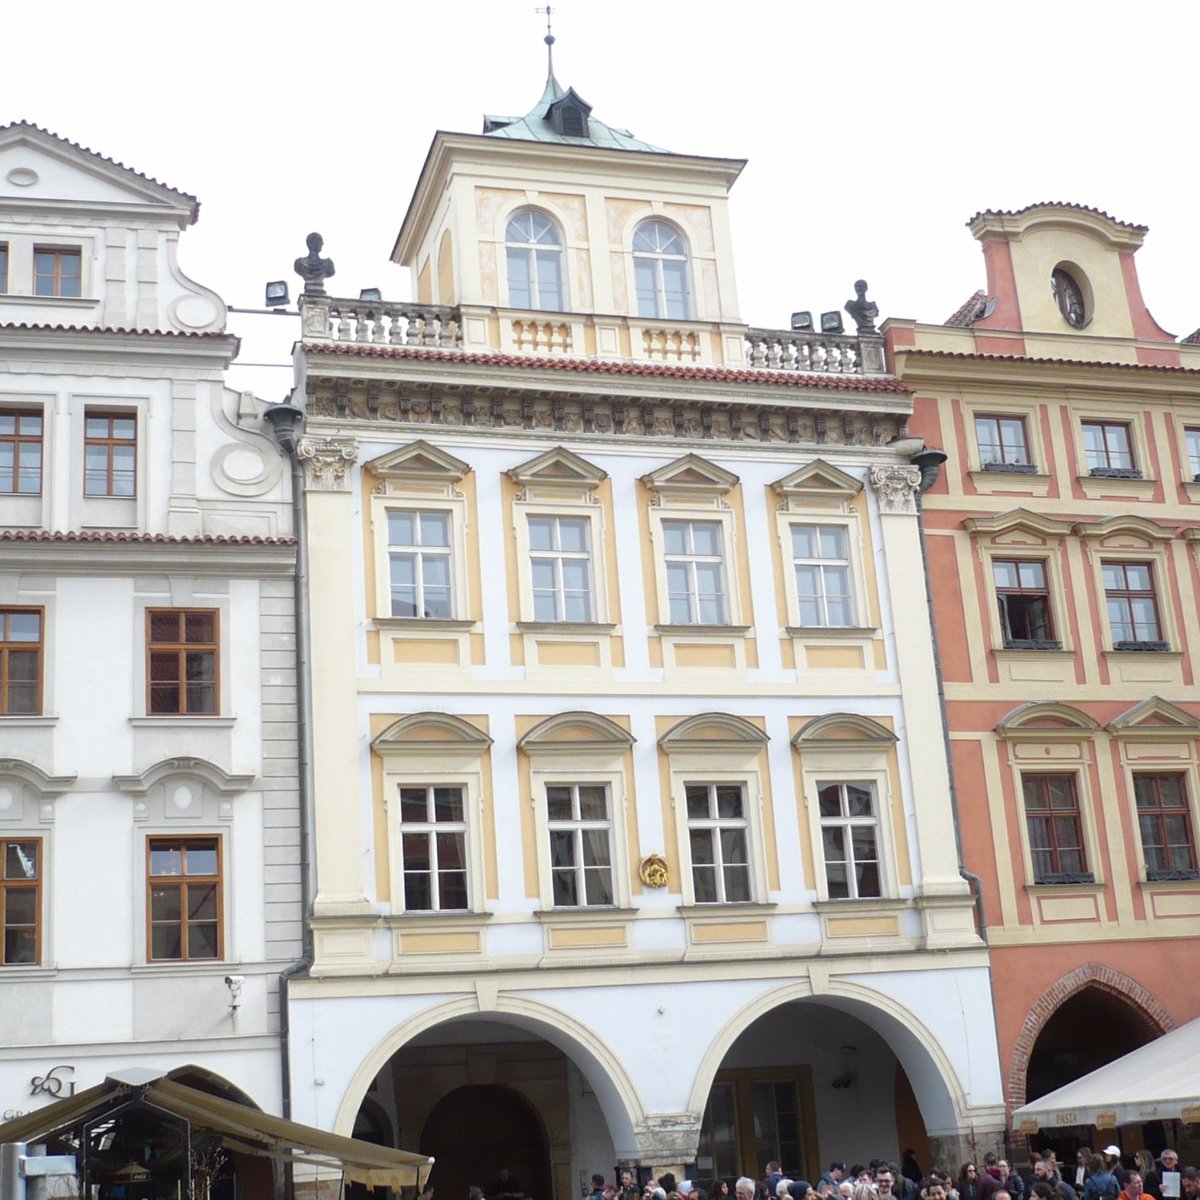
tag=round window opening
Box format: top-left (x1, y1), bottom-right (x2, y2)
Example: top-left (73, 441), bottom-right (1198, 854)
top-left (1051, 267), bottom-right (1087, 327)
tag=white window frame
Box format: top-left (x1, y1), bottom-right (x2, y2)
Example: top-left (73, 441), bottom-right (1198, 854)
top-left (649, 507), bottom-right (741, 628)
top-left (384, 508), bottom-right (456, 620)
top-left (632, 219), bottom-right (692, 321)
top-left (815, 780), bottom-right (883, 900)
top-left (544, 781), bottom-right (617, 908)
top-left (504, 209), bottom-right (567, 313)
top-left (371, 493), bottom-right (469, 624)
top-left (683, 780), bottom-right (753, 904)
top-left (513, 496), bottom-right (609, 626)
top-left (784, 519), bottom-right (863, 629)
top-left (525, 512), bottom-right (596, 623)
top-left (394, 783), bottom-right (471, 913)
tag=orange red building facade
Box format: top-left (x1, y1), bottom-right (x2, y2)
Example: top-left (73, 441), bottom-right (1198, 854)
top-left (886, 204), bottom-right (1200, 1153)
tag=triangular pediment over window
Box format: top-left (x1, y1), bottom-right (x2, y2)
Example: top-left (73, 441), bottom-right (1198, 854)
top-left (659, 712), bottom-right (768, 750)
top-left (771, 460), bottom-right (863, 501)
top-left (1108, 696), bottom-right (1200, 738)
top-left (373, 713), bottom-right (492, 756)
top-left (996, 701), bottom-right (1099, 740)
top-left (508, 446), bottom-right (607, 491)
top-left (518, 711), bottom-right (634, 751)
top-left (0, 122), bottom-right (198, 224)
top-left (367, 440), bottom-right (470, 487)
top-left (642, 454), bottom-right (739, 500)
top-left (792, 713), bottom-right (897, 751)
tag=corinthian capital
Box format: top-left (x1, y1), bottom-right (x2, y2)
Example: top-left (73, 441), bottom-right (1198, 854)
top-left (298, 435), bottom-right (359, 491)
top-left (869, 465), bottom-right (922, 515)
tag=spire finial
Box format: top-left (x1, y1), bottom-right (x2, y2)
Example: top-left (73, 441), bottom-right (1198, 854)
top-left (535, 5), bottom-right (556, 78)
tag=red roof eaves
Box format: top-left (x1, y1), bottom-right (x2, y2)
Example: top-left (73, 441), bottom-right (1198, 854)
top-left (0, 530), bottom-right (295, 546)
top-left (966, 202), bottom-right (1147, 232)
top-left (901, 349), bottom-right (1200, 375)
top-left (0, 120), bottom-right (200, 221)
top-left (300, 342), bottom-right (912, 395)
top-left (0, 322), bottom-right (230, 339)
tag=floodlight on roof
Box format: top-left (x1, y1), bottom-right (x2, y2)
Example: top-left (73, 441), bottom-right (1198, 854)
top-left (820, 311), bottom-right (844, 334)
top-left (790, 311), bottom-right (814, 332)
top-left (359, 288), bottom-right (382, 302)
top-left (265, 281), bottom-right (290, 308)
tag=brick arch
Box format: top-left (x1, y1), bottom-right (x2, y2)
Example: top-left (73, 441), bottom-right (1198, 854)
top-left (1007, 962), bottom-right (1176, 1115)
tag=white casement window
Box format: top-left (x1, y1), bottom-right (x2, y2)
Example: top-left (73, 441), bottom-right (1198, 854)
top-left (546, 783), bottom-right (615, 906)
top-left (791, 524), bottom-right (854, 627)
top-left (817, 782), bottom-right (882, 899)
top-left (397, 785), bottom-right (469, 911)
top-left (506, 210), bottom-right (565, 311)
top-left (387, 509), bottom-right (454, 619)
top-left (685, 782), bottom-right (752, 903)
top-left (664, 519), bottom-right (728, 624)
top-left (633, 219), bottom-right (690, 320)
top-left (529, 515), bottom-right (594, 622)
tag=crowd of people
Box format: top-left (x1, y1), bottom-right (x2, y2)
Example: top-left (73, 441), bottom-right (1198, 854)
top-left (581, 1147), bottom-right (1199, 1200)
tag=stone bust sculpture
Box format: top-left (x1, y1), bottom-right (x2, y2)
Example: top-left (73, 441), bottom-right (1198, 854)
top-left (844, 279), bottom-right (880, 334)
top-left (294, 232), bottom-right (336, 295)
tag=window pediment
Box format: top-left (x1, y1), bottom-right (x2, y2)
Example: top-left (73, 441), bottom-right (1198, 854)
top-left (113, 758), bottom-right (254, 795)
top-left (771, 459), bottom-right (862, 504)
top-left (642, 454), bottom-right (738, 502)
top-left (367, 440), bottom-right (470, 491)
top-left (1108, 696), bottom-right (1200, 739)
top-left (659, 712), bottom-right (768, 751)
top-left (373, 712), bottom-right (493, 756)
top-left (996, 702), bottom-right (1099, 740)
top-left (963, 508), bottom-right (1073, 541)
top-left (1070, 514), bottom-right (1174, 545)
top-left (0, 756), bottom-right (75, 825)
top-left (792, 713), bottom-right (897, 751)
top-left (508, 446), bottom-right (607, 495)
top-left (518, 711), bottom-right (634, 755)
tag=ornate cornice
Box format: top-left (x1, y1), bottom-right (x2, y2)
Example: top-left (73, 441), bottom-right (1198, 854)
top-left (868, 465), bottom-right (921, 515)
top-left (298, 435), bottom-right (359, 491)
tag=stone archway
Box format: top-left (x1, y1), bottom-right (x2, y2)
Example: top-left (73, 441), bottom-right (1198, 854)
top-left (1007, 963), bottom-right (1175, 1115)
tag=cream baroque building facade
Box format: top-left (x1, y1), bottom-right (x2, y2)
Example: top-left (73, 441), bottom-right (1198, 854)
top-left (0, 124), bottom-right (298, 1119)
top-left (286, 69), bottom-right (1004, 1192)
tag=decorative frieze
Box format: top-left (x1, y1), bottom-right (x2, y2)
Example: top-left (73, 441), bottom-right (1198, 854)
top-left (868, 465), bottom-right (922, 514)
top-left (298, 435), bottom-right (359, 491)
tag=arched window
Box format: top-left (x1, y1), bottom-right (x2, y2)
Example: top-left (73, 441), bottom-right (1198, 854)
top-left (633, 220), bottom-right (690, 320)
top-left (505, 210), bottom-right (565, 311)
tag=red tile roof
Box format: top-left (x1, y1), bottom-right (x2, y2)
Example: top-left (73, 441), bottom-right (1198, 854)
top-left (0, 530), bottom-right (294, 546)
top-left (0, 321), bottom-right (229, 339)
top-left (301, 343), bottom-right (912, 395)
top-left (900, 349), bottom-right (1200, 375)
top-left (1181, 328), bottom-right (1200, 346)
top-left (944, 290), bottom-right (987, 327)
top-left (966, 202), bottom-right (1147, 232)
top-left (0, 121), bottom-right (200, 222)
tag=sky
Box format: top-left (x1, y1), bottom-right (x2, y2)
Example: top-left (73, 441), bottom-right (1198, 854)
top-left (5, 0), bottom-right (1200, 399)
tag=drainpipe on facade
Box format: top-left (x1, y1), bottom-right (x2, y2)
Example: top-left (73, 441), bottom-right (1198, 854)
top-left (263, 404), bottom-right (316, 1130)
top-left (909, 446), bottom-right (988, 943)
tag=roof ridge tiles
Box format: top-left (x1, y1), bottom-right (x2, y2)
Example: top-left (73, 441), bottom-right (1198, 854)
top-left (0, 321), bottom-right (227, 338)
top-left (966, 202), bottom-right (1147, 232)
top-left (0, 530), bottom-right (295, 545)
top-left (903, 348), bottom-right (1200, 374)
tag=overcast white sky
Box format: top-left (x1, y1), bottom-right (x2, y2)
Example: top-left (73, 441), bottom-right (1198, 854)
top-left (6, 0), bottom-right (1199, 399)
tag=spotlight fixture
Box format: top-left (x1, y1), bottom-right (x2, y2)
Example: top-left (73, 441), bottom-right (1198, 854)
top-left (790, 311), bottom-right (814, 332)
top-left (264, 281), bottom-right (290, 308)
top-left (820, 311), bottom-right (845, 334)
top-left (359, 288), bottom-right (382, 303)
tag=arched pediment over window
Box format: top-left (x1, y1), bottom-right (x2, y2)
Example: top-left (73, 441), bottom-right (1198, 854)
top-left (791, 713), bottom-right (897, 751)
top-left (995, 701), bottom-right (1099, 740)
top-left (659, 712), bottom-right (768, 751)
top-left (372, 712), bottom-right (493, 757)
top-left (518, 711), bottom-right (634, 752)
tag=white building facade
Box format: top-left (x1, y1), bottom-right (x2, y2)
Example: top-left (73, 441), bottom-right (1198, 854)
top-left (285, 70), bottom-right (1006, 1195)
top-left (0, 124), bottom-right (299, 1121)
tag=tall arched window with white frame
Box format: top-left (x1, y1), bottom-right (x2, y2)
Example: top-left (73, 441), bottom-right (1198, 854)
top-left (505, 210), bottom-right (565, 311)
top-left (633, 219), bottom-right (691, 320)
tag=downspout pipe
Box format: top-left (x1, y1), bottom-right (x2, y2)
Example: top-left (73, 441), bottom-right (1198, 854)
top-left (263, 403), bottom-right (316, 1126)
top-left (909, 446), bottom-right (987, 942)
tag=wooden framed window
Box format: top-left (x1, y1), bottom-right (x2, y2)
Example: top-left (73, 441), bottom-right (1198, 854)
top-left (1101, 561), bottom-right (1163, 648)
top-left (817, 781), bottom-right (882, 899)
top-left (84, 410), bottom-right (136, 497)
top-left (0, 608), bottom-right (42, 716)
top-left (1022, 774), bottom-right (1093, 884)
top-left (993, 559), bottom-right (1058, 648)
top-left (33, 247), bottom-right (82, 298)
top-left (0, 410), bottom-right (44, 495)
top-left (147, 836), bottom-right (222, 961)
top-left (1134, 774), bottom-right (1199, 880)
top-left (685, 782), bottom-right (751, 903)
top-left (546, 783), bottom-right (614, 906)
top-left (397, 785), bottom-right (469, 911)
top-left (975, 414), bottom-right (1033, 469)
top-left (1, 838), bottom-right (41, 965)
top-left (147, 609), bottom-right (218, 715)
top-left (1081, 420), bottom-right (1137, 475)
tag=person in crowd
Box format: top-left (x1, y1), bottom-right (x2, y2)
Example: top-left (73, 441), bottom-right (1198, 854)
top-left (1071, 1154), bottom-right (1093, 1192)
top-left (659, 1176), bottom-right (678, 1196)
top-left (1084, 1154), bottom-right (1120, 1200)
top-left (877, 1167), bottom-right (899, 1200)
top-left (922, 1180), bottom-right (949, 1200)
top-left (763, 1166), bottom-right (784, 1198)
top-left (1144, 1153), bottom-right (1180, 1200)
top-left (710, 1184), bottom-right (729, 1200)
top-left (959, 1165), bottom-right (981, 1200)
top-left (1121, 1173), bottom-right (1144, 1200)
top-left (736, 1179), bottom-right (756, 1200)
top-left (590, 1175), bottom-right (607, 1200)
top-left (470, 1189), bottom-right (483, 1200)
top-left (1179, 1169), bottom-right (1198, 1200)
top-left (852, 1185), bottom-right (875, 1200)
top-left (1133, 1159), bottom-right (1154, 1190)
top-left (1033, 1159), bottom-right (1076, 1200)
top-left (487, 1171), bottom-right (523, 1199)
top-left (903, 1156), bottom-right (924, 1187)
top-left (851, 1171), bottom-right (870, 1188)
top-left (998, 1160), bottom-right (1024, 1200)
top-left (1101, 1150), bottom-right (1126, 1189)
top-left (820, 1168), bottom-right (847, 1194)
top-left (620, 1172), bottom-right (641, 1200)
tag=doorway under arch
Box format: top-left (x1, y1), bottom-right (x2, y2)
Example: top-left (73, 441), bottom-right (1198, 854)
top-left (422, 1084), bottom-right (551, 1200)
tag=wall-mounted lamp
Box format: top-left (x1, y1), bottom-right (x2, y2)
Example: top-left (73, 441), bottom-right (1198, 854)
top-left (224, 974), bottom-right (244, 1013)
top-left (790, 311), bottom-right (814, 332)
top-left (820, 311), bottom-right (845, 334)
top-left (265, 281), bottom-right (290, 308)
top-left (359, 288), bottom-right (382, 303)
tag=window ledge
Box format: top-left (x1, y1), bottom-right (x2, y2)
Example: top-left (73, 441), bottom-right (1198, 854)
top-left (516, 621), bottom-right (616, 635)
top-left (129, 716), bottom-right (237, 727)
top-left (373, 617), bottom-right (476, 632)
top-left (534, 907), bottom-right (637, 923)
top-left (0, 294), bottom-right (98, 308)
top-left (968, 469), bottom-right (1052, 488)
top-left (677, 902), bottom-right (777, 916)
top-left (811, 897), bottom-right (903, 914)
top-left (1103, 647), bottom-right (1180, 660)
top-left (1086, 467), bottom-right (1145, 480)
top-left (1025, 879), bottom-right (1104, 894)
top-left (1141, 869), bottom-right (1200, 884)
top-left (0, 965), bottom-right (56, 978)
top-left (786, 625), bottom-right (877, 639)
top-left (977, 462), bottom-right (1041, 475)
top-left (383, 910), bottom-right (492, 927)
top-left (654, 624), bottom-right (751, 637)
top-left (995, 641), bottom-right (1068, 655)
top-left (0, 715), bottom-right (58, 726)
top-left (129, 960), bottom-right (229, 975)
top-left (1076, 473), bottom-right (1157, 496)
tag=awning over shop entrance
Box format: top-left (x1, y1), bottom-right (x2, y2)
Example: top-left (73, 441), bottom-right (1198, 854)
top-left (1012, 1017), bottom-right (1200, 1131)
top-left (0, 1068), bottom-right (433, 1190)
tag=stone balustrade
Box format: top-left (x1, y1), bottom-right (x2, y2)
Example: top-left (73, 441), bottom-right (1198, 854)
top-left (301, 295), bottom-right (461, 349)
top-left (744, 327), bottom-right (886, 375)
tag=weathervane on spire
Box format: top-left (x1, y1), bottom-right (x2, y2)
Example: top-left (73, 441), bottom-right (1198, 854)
top-left (535, 4), bottom-right (556, 75)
